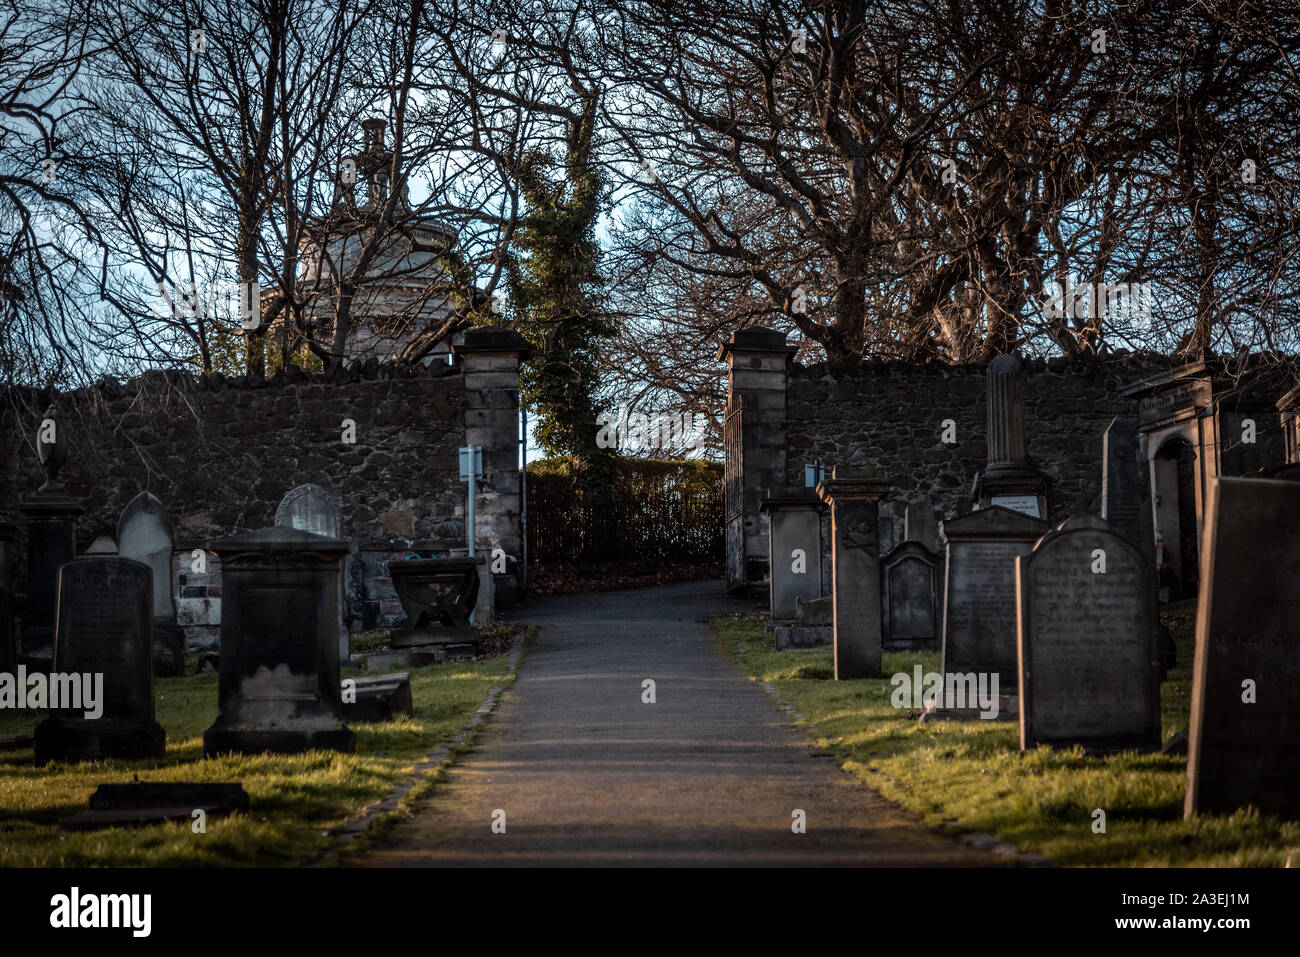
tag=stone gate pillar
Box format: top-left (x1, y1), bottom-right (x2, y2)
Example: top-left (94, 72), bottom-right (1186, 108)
top-left (717, 329), bottom-right (796, 593)
top-left (453, 327), bottom-right (532, 608)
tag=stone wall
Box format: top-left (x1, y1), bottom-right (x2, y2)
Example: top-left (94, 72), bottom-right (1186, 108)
top-left (1, 328), bottom-right (529, 646)
top-left (719, 329), bottom-right (1290, 592)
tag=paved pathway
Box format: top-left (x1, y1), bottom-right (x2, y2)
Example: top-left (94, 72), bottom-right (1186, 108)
top-left (349, 580), bottom-right (1000, 866)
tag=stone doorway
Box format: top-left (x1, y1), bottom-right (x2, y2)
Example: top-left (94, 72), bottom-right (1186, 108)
top-left (1151, 435), bottom-right (1200, 602)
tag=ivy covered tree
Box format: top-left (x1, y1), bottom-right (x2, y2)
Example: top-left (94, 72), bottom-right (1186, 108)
top-left (506, 86), bottom-right (615, 480)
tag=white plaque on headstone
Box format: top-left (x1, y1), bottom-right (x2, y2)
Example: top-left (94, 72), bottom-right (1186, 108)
top-left (989, 495), bottom-right (1041, 518)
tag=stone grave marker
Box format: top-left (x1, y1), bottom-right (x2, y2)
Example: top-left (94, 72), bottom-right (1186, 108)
top-left (760, 487), bottom-right (824, 646)
top-left (19, 405), bottom-right (82, 669)
top-left (815, 467), bottom-right (891, 679)
top-left (880, 541), bottom-right (940, 651)
top-left (276, 484), bottom-right (350, 666)
top-left (940, 505), bottom-right (1047, 693)
top-left (1016, 515), bottom-right (1160, 753)
top-left (973, 354), bottom-right (1048, 519)
top-left (33, 557), bottom-right (166, 763)
top-left (343, 672), bottom-right (415, 723)
top-left (1186, 477), bottom-right (1300, 820)
top-left (117, 492), bottom-right (185, 677)
top-left (84, 536), bottom-right (118, 555)
top-left (203, 526), bottom-right (354, 756)
top-left (0, 537), bottom-right (13, 679)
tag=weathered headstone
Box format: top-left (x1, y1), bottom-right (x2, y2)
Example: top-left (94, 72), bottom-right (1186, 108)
top-left (276, 483), bottom-right (351, 666)
top-left (760, 487), bottom-right (824, 622)
top-left (880, 541), bottom-right (940, 650)
top-left (940, 505), bottom-right (1047, 692)
top-left (904, 500), bottom-right (941, 554)
top-left (1016, 515), bottom-right (1160, 753)
top-left (203, 526), bottom-right (354, 756)
top-left (1186, 477), bottom-right (1300, 819)
top-left (33, 558), bottom-right (166, 763)
top-left (815, 466), bottom-right (891, 679)
top-left (84, 536), bottom-right (118, 555)
top-left (1101, 416), bottom-right (1175, 679)
top-left (973, 355), bottom-right (1048, 519)
top-left (0, 535), bottom-right (14, 679)
top-left (117, 492), bottom-right (185, 677)
top-left (60, 782), bottom-right (249, 831)
top-left (343, 672), bottom-right (414, 723)
top-left (19, 405), bottom-right (82, 669)
top-left (1101, 417), bottom-right (1154, 563)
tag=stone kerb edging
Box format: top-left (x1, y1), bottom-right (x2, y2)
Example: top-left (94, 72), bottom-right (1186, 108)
top-left (313, 633), bottom-right (528, 866)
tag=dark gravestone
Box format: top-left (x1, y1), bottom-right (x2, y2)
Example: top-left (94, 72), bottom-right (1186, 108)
top-left (1186, 477), bottom-right (1300, 819)
top-left (940, 506), bottom-right (1047, 692)
top-left (1016, 515), bottom-right (1160, 753)
top-left (0, 538), bottom-right (13, 679)
top-left (60, 781), bottom-right (250, 831)
top-left (19, 404), bottom-right (82, 669)
top-left (203, 527), bottom-right (354, 757)
top-left (343, 673), bottom-right (414, 723)
top-left (816, 467), bottom-right (891, 679)
top-left (881, 541), bottom-right (940, 651)
top-left (387, 558), bottom-right (481, 649)
top-left (33, 558), bottom-right (166, 763)
top-left (117, 492), bottom-right (185, 678)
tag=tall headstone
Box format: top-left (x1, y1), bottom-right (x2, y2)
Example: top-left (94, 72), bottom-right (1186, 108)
top-left (973, 354), bottom-right (1048, 519)
top-left (815, 466), bottom-right (891, 679)
top-left (1016, 515), bottom-right (1160, 753)
top-left (880, 541), bottom-right (940, 651)
top-left (117, 492), bottom-right (185, 677)
top-left (0, 532), bottom-right (14, 679)
top-left (19, 404), bottom-right (82, 669)
top-left (33, 557), bottom-right (166, 762)
top-left (1101, 417), bottom-right (1155, 564)
top-left (903, 500), bottom-right (941, 554)
top-left (203, 526), bottom-right (354, 756)
top-left (275, 483), bottom-right (351, 666)
top-left (940, 505), bottom-right (1047, 692)
top-left (760, 488), bottom-right (824, 621)
top-left (1185, 477), bottom-right (1300, 819)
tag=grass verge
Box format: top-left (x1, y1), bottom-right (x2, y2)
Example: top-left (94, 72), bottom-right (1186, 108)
top-left (0, 634), bottom-right (520, 867)
top-left (712, 612), bottom-right (1299, 867)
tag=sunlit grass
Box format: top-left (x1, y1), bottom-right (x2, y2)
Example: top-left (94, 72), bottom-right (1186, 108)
top-left (714, 613), bottom-right (1300, 867)
top-left (0, 652), bottom-right (514, 867)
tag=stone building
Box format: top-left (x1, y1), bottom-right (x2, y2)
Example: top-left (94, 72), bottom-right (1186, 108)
top-left (267, 118), bottom-right (463, 363)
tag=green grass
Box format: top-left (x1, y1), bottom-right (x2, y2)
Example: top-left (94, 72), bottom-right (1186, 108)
top-left (714, 612), bottom-right (1300, 867)
top-left (0, 646), bottom-right (517, 867)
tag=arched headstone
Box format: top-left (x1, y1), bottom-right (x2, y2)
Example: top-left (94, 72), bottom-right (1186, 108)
top-left (276, 484), bottom-right (350, 664)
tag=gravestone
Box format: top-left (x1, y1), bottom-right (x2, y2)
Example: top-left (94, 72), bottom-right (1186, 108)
top-left (343, 672), bottom-right (415, 723)
top-left (276, 484), bottom-right (350, 666)
top-left (0, 536), bottom-right (14, 679)
top-left (117, 492), bottom-right (185, 678)
top-left (33, 558), bottom-right (166, 763)
top-left (19, 405), bottom-right (82, 669)
top-left (1101, 417), bottom-right (1175, 679)
top-left (760, 487), bottom-right (824, 624)
top-left (940, 505), bottom-right (1047, 692)
top-left (972, 355), bottom-right (1048, 519)
top-left (815, 467), bottom-right (891, 679)
top-left (203, 526), bottom-right (354, 756)
top-left (1101, 417), bottom-right (1155, 562)
top-left (84, 536), bottom-right (118, 555)
top-left (904, 500), bottom-right (941, 554)
top-left (60, 782), bottom-right (249, 831)
top-left (880, 541), bottom-right (940, 651)
top-left (1016, 515), bottom-right (1160, 753)
top-left (1186, 477), bottom-right (1300, 819)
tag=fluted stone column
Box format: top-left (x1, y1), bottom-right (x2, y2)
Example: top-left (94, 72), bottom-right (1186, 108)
top-left (973, 354), bottom-right (1048, 518)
